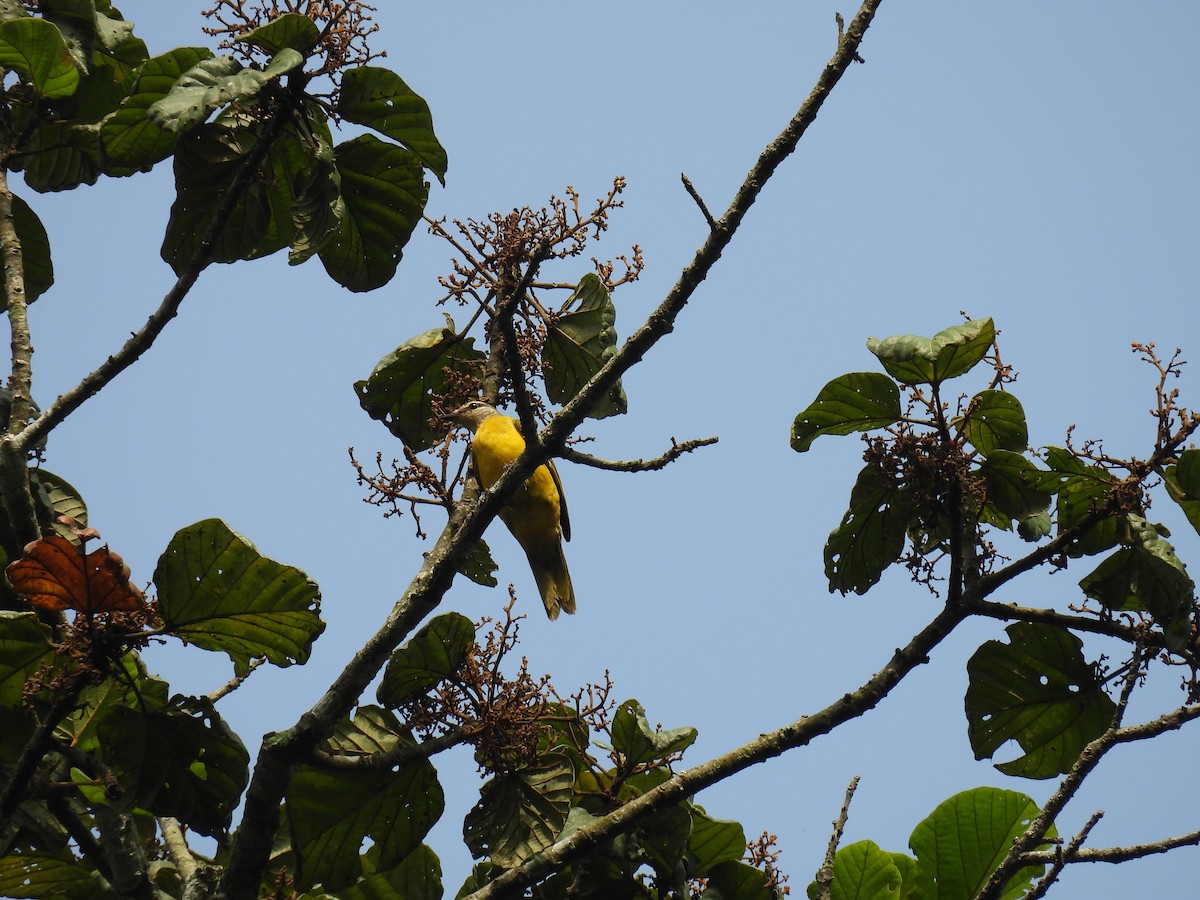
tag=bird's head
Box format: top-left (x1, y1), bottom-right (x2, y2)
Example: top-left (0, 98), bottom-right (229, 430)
top-left (447, 399), bottom-right (499, 433)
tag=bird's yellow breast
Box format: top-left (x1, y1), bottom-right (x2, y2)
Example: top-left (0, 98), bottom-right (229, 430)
top-left (472, 415), bottom-right (561, 526)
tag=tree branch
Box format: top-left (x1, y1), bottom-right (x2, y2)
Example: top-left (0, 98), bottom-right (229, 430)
top-left (559, 435), bottom-right (718, 472)
top-left (1019, 827), bottom-right (1200, 867)
top-left (812, 775), bottom-right (861, 900)
top-left (463, 602), bottom-right (965, 899)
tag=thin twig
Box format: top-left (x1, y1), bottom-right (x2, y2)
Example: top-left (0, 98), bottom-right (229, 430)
top-left (812, 775), bottom-right (861, 900)
top-left (560, 435), bottom-right (718, 472)
top-left (1026, 810), bottom-right (1103, 900)
top-left (680, 173), bottom-right (717, 231)
top-left (206, 657), bottom-right (267, 704)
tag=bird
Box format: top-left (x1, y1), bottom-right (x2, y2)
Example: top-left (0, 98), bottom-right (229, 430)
top-left (449, 400), bottom-right (576, 619)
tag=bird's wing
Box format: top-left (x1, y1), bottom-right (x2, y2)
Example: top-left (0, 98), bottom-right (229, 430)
top-left (547, 458), bottom-right (570, 542)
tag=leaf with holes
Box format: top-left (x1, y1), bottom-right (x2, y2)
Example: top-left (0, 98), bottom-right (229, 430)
top-left (147, 50), bottom-right (302, 132)
top-left (825, 464), bottom-right (912, 595)
top-left (958, 390), bottom-right (1028, 457)
top-left (966, 622), bottom-right (1115, 779)
top-left (791, 372), bottom-right (900, 452)
top-left (464, 753), bottom-right (574, 868)
top-left (337, 65), bottom-right (447, 184)
top-left (7, 535), bottom-right (145, 615)
top-left (154, 518), bottom-right (324, 676)
top-left (288, 754), bottom-right (443, 891)
top-left (377, 612), bottom-right (475, 707)
top-left (355, 323), bottom-right (485, 451)
top-left (101, 696), bottom-right (250, 837)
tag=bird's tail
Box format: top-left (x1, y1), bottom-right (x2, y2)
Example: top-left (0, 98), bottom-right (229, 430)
top-left (529, 546), bottom-right (576, 620)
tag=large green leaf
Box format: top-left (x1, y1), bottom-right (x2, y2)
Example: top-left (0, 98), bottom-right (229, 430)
top-left (1164, 448), bottom-right (1200, 536)
top-left (1029, 446), bottom-right (1118, 557)
top-left (31, 468), bottom-right (87, 546)
top-left (965, 623), bottom-right (1116, 779)
top-left (908, 787), bottom-right (1054, 900)
top-left (0, 194), bottom-right (53, 310)
top-left (0, 850), bottom-right (117, 899)
top-left (1078, 514), bottom-right (1193, 651)
top-left (700, 860), bottom-right (774, 900)
top-left (234, 12), bottom-right (321, 55)
top-left (0, 17), bottom-right (80, 99)
top-left (958, 390), bottom-right (1027, 457)
top-left (147, 49), bottom-right (302, 132)
top-left (542, 273), bottom-right (627, 419)
top-left (337, 65), bottom-right (447, 184)
top-left (377, 612), bottom-right (475, 707)
top-left (317, 133), bottom-right (428, 292)
top-left (14, 121), bottom-right (101, 192)
top-left (825, 464), bottom-right (912, 595)
top-left (866, 319), bottom-right (995, 386)
top-left (463, 753), bottom-right (574, 868)
top-left (806, 840), bottom-right (904, 900)
top-left (611, 698), bottom-right (697, 768)
top-left (154, 518), bottom-right (324, 676)
top-left (978, 450), bottom-right (1050, 527)
top-left (688, 808), bottom-right (747, 876)
top-left (100, 697), bottom-right (250, 837)
top-left (0, 611), bottom-right (53, 707)
top-left (336, 844), bottom-right (442, 900)
top-left (354, 324), bottom-right (485, 451)
top-left (289, 748), bottom-right (443, 891)
top-left (100, 47), bottom-right (215, 170)
top-left (791, 372), bottom-right (900, 452)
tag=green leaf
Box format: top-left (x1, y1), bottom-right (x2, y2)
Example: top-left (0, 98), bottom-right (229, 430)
top-left (0, 17), bottom-right (80, 99)
top-left (825, 464), bottom-right (912, 595)
top-left (966, 623), bottom-right (1116, 779)
top-left (317, 133), bottom-right (428, 292)
top-left (377, 612), bottom-right (475, 707)
top-left (688, 808), bottom-right (747, 876)
top-left (0, 850), bottom-right (117, 899)
top-left (463, 753), bottom-right (574, 868)
top-left (611, 698), bottom-right (697, 768)
top-left (459, 538), bottom-right (499, 588)
top-left (542, 273), bottom-right (627, 419)
top-left (978, 450), bottom-right (1051, 526)
top-left (289, 754), bottom-right (443, 891)
top-left (100, 47), bottom-right (215, 170)
top-left (866, 319), bottom-right (995, 386)
top-left (0, 611), bottom-right (53, 707)
top-left (1016, 509), bottom-right (1051, 542)
top-left (337, 65), bottom-right (448, 184)
top-left (0, 194), bottom-right (53, 310)
top-left (1078, 514), bottom-right (1193, 651)
top-left (326, 705), bottom-right (415, 757)
top-left (234, 12), bottom-right (321, 54)
top-left (335, 844), bottom-right (443, 900)
top-left (101, 697), bottom-right (250, 837)
top-left (13, 121), bottom-right (101, 192)
top-left (60, 655), bottom-right (153, 755)
top-left (701, 860), bottom-right (774, 900)
top-left (354, 324), bottom-right (485, 452)
top-left (287, 113), bottom-right (340, 264)
top-left (39, 0), bottom-right (96, 72)
top-left (806, 840), bottom-right (903, 900)
top-left (1164, 448), bottom-right (1200, 536)
top-left (154, 518), bottom-right (324, 676)
top-left (791, 372), bottom-right (900, 452)
top-left (908, 787), bottom-right (1053, 900)
top-left (1034, 446), bottom-right (1119, 557)
top-left (30, 469), bottom-right (87, 545)
top-left (958, 390), bottom-right (1027, 457)
top-left (147, 49), bottom-right (303, 132)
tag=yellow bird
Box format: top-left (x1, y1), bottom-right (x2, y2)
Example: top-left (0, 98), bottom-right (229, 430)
top-left (450, 400), bottom-right (576, 619)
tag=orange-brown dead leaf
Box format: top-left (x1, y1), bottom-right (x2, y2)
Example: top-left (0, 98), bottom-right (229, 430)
top-left (6, 535), bottom-right (146, 615)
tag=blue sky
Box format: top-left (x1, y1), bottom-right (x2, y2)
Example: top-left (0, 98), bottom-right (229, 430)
top-left (21, 2), bottom-right (1200, 894)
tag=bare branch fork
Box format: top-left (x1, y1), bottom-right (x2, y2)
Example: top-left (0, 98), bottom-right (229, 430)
top-left (220, 3), bottom-right (884, 894)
